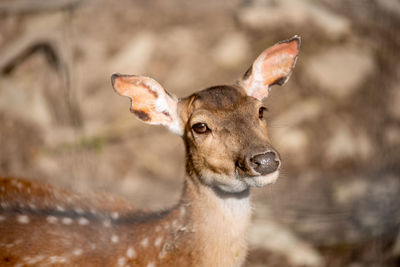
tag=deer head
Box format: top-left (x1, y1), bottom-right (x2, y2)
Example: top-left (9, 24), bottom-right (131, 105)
top-left (111, 36), bottom-right (300, 194)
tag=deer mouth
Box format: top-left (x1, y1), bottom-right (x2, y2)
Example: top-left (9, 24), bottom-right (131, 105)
top-left (192, 160), bottom-right (280, 194)
top-left (234, 161), bottom-right (280, 187)
top-left (243, 170), bottom-right (280, 187)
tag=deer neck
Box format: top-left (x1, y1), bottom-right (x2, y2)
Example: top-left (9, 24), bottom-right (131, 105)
top-left (115, 174), bottom-right (251, 266)
top-left (177, 175), bottom-right (252, 266)
top-left (181, 175), bottom-right (251, 226)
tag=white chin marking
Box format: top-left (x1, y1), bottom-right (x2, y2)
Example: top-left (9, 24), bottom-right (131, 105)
top-left (244, 170), bottom-right (280, 187)
top-left (217, 180), bottom-right (248, 193)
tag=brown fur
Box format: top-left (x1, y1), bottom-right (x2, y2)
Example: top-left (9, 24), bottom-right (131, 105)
top-left (180, 85), bottom-right (274, 191)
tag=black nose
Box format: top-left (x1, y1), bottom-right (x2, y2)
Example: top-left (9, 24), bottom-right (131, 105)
top-left (250, 151), bottom-right (280, 175)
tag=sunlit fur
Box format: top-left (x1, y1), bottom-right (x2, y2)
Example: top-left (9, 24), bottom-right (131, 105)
top-left (179, 85), bottom-right (279, 193)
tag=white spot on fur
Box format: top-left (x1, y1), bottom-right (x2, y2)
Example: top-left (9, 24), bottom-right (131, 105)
top-left (155, 225), bottom-right (161, 232)
top-left (146, 262), bottom-right (155, 267)
top-left (111, 235), bottom-right (119, 243)
top-left (4, 240), bottom-right (20, 249)
top-left (25, 255), bottom-right (45, 264)
top-left (47, 216), bottom-right (58, 224)
top-left (73, 249), bottom-right (83, 256)
top-left (23, 256), bottom-right (35, 265)
top-left (158, 249), bottom-right (167, 259)
top-left (126, 247), bottom-right (136, 259)
top-left (0, 215), bottom-right (5, 222)
top-left (62, 217), bottom-right (73, 225)
top-left (35, 255), bottom-right (45, 262)
top-left (118, 257), bottom-right (127, 266)
top-left (49, 256), bottom-right (66, 263)
top-left (6, 243), bottom-right (15, 248)
top-left (19, 203), bottom-right (25, 208)
top-left (154, 236), bottom-right (163, 247)
top-left (111, 212), bottom-right (119, 220)
top-left (28, 203), bottom-right (37, 210)
top-left (12, 180), bottom-right (23, 189)
top-left (180, 206), bottom-right (186, 217)
top-left (22, 256), bottom-right (31, 262)
top-left (172, 220), bottom-right (178, 228)
top-left (75, 208), bottom-right (84, 214)
top-left (1, 202), bottom-right (9, 208)
top-left (141, 237), bottom-right (149, 248)
top-left (164, 222), bottom-right (170, 230)
top-left (103, 219), bottom-right (111, 228)
top-left (78, 217), bottom-right (89, 225)
top-left (17, 215), bottom-right (29, 224)
top-left (56, 205), bottom-right (65, 212)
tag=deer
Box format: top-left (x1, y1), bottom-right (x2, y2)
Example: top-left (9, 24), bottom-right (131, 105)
top-left (0, 36), bottom-right (300, 267)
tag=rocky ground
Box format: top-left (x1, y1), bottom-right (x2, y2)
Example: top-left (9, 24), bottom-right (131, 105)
top-left (0, 0), bottom-right (399, 266)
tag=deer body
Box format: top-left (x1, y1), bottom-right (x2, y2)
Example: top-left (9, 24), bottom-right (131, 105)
top-left (0, 37), bottom-right (300, 266)
top-left (0, 176), bottom-right (249, 266)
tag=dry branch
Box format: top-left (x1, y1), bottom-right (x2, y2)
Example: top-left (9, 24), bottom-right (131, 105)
top-left (0, 0), bottom-right (81, 14)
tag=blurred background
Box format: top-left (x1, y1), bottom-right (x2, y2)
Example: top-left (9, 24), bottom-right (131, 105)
top-left (0, 0), bottom-right (399, 266)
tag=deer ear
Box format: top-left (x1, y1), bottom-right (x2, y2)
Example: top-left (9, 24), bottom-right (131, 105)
top-left (239, 36), bottom-right (300, 100)
top-left (111, 73), bottom-right (182, 135)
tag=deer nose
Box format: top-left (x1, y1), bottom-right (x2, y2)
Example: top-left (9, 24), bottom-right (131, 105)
top-left (249, 151), bottom-right (280, 175)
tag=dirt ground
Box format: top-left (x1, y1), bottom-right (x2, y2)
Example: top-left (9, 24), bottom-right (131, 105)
top-left (0, 0), bottom-right (400, 266)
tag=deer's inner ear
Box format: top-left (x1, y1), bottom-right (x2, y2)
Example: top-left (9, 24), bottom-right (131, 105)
top-left (240, 36), bottom-right (300, 100)
top-left (111, 73), bottom-right (183, 135)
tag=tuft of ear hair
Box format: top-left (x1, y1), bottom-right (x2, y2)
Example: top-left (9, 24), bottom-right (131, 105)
top-left (239, 35), bottom-right (301, 100)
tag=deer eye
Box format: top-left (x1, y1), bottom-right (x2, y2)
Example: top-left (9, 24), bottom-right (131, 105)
top-left (258, 107), bottom-right (268, 119)
top-left (192, 123), bottom-right (210, 134)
